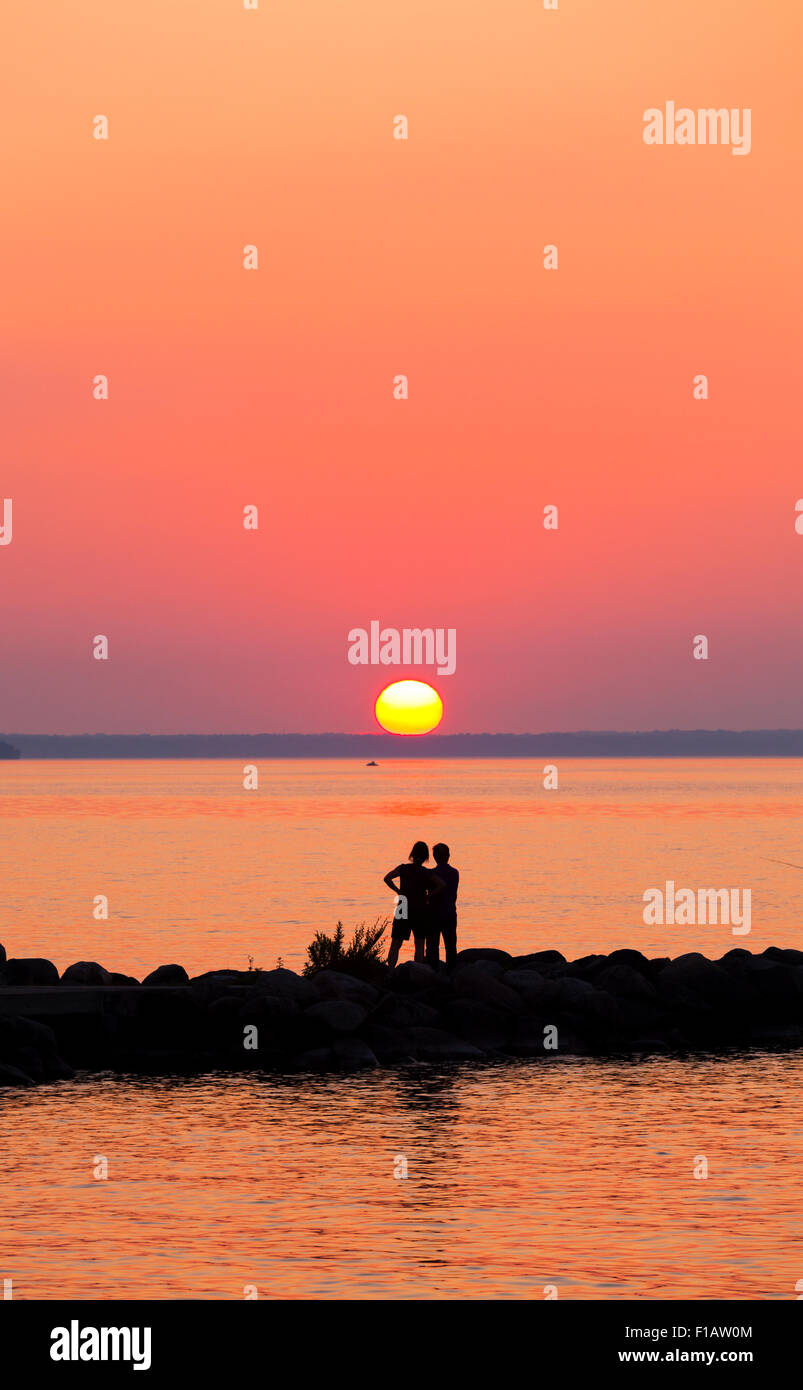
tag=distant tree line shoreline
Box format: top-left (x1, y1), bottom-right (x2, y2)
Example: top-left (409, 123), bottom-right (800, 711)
top-left (4, 731), bottom-right (803, 758)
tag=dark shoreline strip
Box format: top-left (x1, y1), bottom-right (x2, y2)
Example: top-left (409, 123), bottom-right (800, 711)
top-left (2, 945), bottom-right (803, 1085)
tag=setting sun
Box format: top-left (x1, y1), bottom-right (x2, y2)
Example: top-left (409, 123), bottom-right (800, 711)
top-left (374, 680), bottom-right (444, 735)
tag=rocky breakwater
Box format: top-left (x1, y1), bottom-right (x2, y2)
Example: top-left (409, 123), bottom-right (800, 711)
top-left (1, 941), bottom-right (803, 1085)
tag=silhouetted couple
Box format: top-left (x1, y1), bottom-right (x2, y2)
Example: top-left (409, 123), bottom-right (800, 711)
top-left (384, 841), bottom-right (459, 971)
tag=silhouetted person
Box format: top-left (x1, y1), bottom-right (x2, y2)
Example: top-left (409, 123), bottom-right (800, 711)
top-left (430, 842), bottom-right (459, 969)
top-left (384, 841), bottom-right (444, 968)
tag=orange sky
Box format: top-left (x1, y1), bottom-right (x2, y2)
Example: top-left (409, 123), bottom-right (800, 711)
top-left (2, 0), bottom-right (801, 732)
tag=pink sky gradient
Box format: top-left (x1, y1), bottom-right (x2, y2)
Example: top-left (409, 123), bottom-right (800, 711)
top-left (2, 0), bottom-right (801, 733)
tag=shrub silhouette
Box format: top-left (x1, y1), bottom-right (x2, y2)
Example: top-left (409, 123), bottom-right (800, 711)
top-left (303, 918), bottom-right (388, 981)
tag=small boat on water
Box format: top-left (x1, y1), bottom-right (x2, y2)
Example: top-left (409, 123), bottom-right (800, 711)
top-left (366, 760), bottom-right (378, 766)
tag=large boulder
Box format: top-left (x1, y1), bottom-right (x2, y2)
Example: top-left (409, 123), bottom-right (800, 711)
top-left (416, 978), bottom-right (457, 1011)
top-left (359, 1022), bottom-right (417, 1064)
top-left (0, 1063), bottom-right (35, 1087)
top-left (657, 953), bottom-right (747, 1011)
top-left (441, 999), bottom-right (511, 1051)
top-left (717, 948), bottom-right (753, 972)
top-left (305, 999), bottom-right (367, 1035)
top-left (61, 961), bottom-right (112, 986)
top-left (388, 962), bottom-right (438, 995)
top-left (3, 957), bottom-right (59, 986)
top-left (511, 950), bottom-right (566, 973)
top-left (508, 1016), bottom-right (590, 1056)
top-left (237, 993), bottom-right (327, 1056)
top-left (505, 969), bottom-right (550, 1006)
top-left (452, 963), bottom-right (523, 1012)
top-left (737, 958), bottom-right (803, 1009)
top-left (563, 988), bottom-right (631, 1033)
top-left (120, 987), bottom-right (202, 1058)
top-left (454, 958), bottom-right (505, 979)
top-left (311, 971), bottom-right (379, 1008)
top-left (595, 963), bottom-right (657, 1001)
top-left (206, 994), bottom-right (250, 1046)
top-left (549, 976), bottom-right (596, 1007)
top-left (190, 970), bottom-right (253, 1004)
top-left (247, 968), bottom-right (319, 1005)
top-left (290, 1047), bottom-right (336, 1072)
top-left (750, 1023), bottom-right (803, 1046)
top-left (143, 963), bottom-right (189, 986)
top-left (454, 948), bottom-right (513, 969)
top-left (0, 1015), bottom-right (74, 1081)
top-left (555, 954), bottom-right (609, 982)
top-left (605, 948), bottom-right (656, 979)
top-left (370, 994), bottom-right (441, 1029)
top-left (762, 946), bottom-right (803, 966)
top-left (332, 1038), bottom-right (379, 1069)
top-left (0, 941), bottom-right (6, 967)
top-left (407, 1026), bottom-right (486, 1062)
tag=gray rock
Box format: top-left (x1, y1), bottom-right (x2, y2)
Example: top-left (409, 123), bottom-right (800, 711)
top-left (605, 948), bottom-right (655, 978)
top-left (388, 961), bottom-right (438, 994)
top-left (552, 1030), bottom-right (592, 1056)
top-left (556, 954), bottom-right (608, 981)
top-left (190, 970), bottom-right (252, 1004)
top-left (512, 950), bottom-right (566, 973)
top-left (717, 949), bottom-right (754, 971)
top-left (312, 971), bottom-right (379, 1007)
top-left (0, 1062), bottom-right (35, 1087)
top-left (453, 963), bottom-right (523, 1012)
top-left (458, 958), bottom-right (505, 979)
top-left (595, 963), bottom-right (657, 1000)
top-left (143, 963), bottom-right (189, 986)
top-left (248, 968), bottom-right (319, 1005)
top-left (333, 1038), bottom-right (379, 1069)
top-left (11, 1045), bottom-right (47, 1081)
top-left (566, 989), bottom-right (627, 1030)
top-left (741, 960), bottom-right (803, 1006)
top-left (237, 993), bottom-right (328, 1055)
top-left (506, 1015), bottom-right (553, 1056)
top-left (629, 1037), bottom-right (671, 1053)
top-left (360, 1022), bottom-right (416, 1064)
top-left (454, 948), bottom-right (513, 969)
top-left (549, 976), bottom-right (596, 1006)
top-left (505, 969), bottom-right (550, 1003)
top-left (305, 999), bottom-right (367, 1034)
top-left (18, 1045), bottom-right (73, 1081)
top-left (239, 992), bottom-right (301, 1025)
top-left (510, 1017), bottom-right (589, 1056)
top-left (441, 999), bottom-right (511, 1050)
top-left (207, 994), bottom-right (246, 1033)
top-left (3, 957), bottom-right (60, 986)
top-left (290, 1047), bottom-right (335, 1071)
top-left (371, 995), bottom-right (441, 1029)
top-left (750, 1024), bottom-right (802, 1045)
top-left (658, 953), bottom-right (747, 1010)
top-left (61, 961), bottom-right (112, 986)
top-left (762, 947), bottom-right (803, 966)
top-left (407, 1026), bottom-right (486, 1061)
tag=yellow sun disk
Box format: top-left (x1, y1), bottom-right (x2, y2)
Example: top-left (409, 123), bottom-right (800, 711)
top-left (374, 680), bottom-right (444, 735)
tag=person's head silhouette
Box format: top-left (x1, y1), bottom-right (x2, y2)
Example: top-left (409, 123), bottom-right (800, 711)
top-left (432, 842), bottom-right (450, 865)
top-left (409, 841), bottom-right (429, 863)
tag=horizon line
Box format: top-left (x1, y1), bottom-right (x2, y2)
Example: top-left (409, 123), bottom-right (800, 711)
top-left (6, 728), bottom-right (803, 739)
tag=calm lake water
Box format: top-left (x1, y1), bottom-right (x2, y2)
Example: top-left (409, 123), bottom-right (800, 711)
top-left (1, 758), bottom-right (802, 976)
top-left (1, 1054), bottom-right (801, 1300)
top-left (1, 759), bottom-right (802, 1299)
